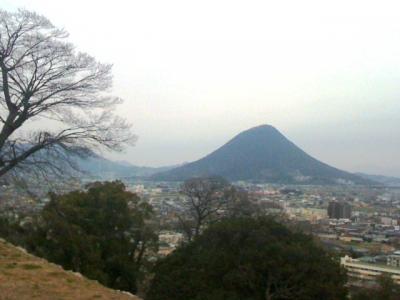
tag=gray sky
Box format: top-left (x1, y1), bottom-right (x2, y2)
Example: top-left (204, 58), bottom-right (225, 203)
top-left (3, 0), bottom-right (400, 176)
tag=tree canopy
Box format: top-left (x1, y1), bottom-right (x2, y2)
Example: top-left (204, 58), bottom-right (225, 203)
top-left (27, 181), bottom-right (157, 293)
top-left (147, 217), bottom-right (347, 300)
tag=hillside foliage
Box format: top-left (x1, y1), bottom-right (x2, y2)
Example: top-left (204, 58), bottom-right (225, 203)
top-left (147, 217), bottom-right (348, 300)
top-left (14, 181), bottom-right (157, 293)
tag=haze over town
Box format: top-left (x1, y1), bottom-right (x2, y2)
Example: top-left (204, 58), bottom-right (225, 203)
top-left (4, 3), bottom-right (400, 299)
top-left (3, 0), bottom-right (400, 177)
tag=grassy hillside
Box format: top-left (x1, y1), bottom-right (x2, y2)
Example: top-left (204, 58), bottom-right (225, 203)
top-left (0, 239), bottom-right (141, 300)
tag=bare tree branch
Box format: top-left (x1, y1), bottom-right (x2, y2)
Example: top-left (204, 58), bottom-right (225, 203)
top-left (178, 177), bottom-right (229, 241)
top-left (0, 9), bottom-right (135, 187)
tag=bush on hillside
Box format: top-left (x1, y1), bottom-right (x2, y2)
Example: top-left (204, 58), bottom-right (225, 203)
top-left (28, 181), bottom-right (157, 293)
top-left (147, 217), bottom-right (347, 300)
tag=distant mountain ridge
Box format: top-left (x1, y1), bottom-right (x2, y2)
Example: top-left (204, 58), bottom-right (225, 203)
top-left (356, 173), bottom-right (400, 187)
top-left (152, 125), bottom-right (373, 185)
top-left (77, 155), bottom-right (175, 180)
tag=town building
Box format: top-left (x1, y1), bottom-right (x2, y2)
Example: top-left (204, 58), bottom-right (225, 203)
top-left (328, 201), bottom-right (352, 219)
top-left (387, 251), bottom-right (400, 268)
top-left (341, 255), bottom-right (400, 286)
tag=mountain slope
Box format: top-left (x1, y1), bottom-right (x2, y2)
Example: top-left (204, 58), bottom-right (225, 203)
top-left (77, 155), bottom-right (175, 179)
top-left (356, 173), bottom-right (400, 187)
top-left (0, 238), bottom-right (140, 300)
top-left (152, 125), bottom-right (372, 184)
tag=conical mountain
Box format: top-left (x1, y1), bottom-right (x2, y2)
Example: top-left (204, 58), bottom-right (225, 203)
top-left (152, 125), bottom-right (372, 184)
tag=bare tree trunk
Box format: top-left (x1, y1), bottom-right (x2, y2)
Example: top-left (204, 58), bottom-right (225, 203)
top-left (0, 9), bottom-right (134, 184)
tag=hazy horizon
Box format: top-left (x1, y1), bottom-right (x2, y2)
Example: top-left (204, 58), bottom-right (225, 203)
top-left (3, 1), bottom-right (400, 177)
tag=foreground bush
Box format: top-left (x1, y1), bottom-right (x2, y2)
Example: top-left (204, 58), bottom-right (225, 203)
top-left (28, 181), bottom-right (157, 293)
top-left (147, 217), bottom-right (347, 300)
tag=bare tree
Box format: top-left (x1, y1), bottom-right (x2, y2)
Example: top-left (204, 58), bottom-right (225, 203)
top-left (224, 185), bottom-right (259, 218)
top-left (0, 9), bottom-right (133, 184)
top-left (178, 177), bottom-right (229, 241)
top-left (177, 177), bottom-right (261, 241)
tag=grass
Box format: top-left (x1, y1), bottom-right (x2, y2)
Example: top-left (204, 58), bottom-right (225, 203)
top-left (20, 263), bottom-right (42, 270)
top-left (4, 262), bottom-right (17, 269)
top-left (0, 238), bottom-right (141, 300)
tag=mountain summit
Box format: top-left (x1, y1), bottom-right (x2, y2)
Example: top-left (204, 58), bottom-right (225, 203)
top-left (152, 125), bottom-right (371, 184)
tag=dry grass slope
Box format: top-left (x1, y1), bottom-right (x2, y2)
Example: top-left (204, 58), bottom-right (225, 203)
top-left (0, 239), bottom-right (141, 300)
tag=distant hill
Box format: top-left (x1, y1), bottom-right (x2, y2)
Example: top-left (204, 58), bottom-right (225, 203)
top-left (152, 125), bottom-right (373, 185)
top-left (76, 155), bottom-right (175, 180)
top-left (0, 239), bottom-right (140, 300)
top-left (356, 173), bottom-right (400, 187)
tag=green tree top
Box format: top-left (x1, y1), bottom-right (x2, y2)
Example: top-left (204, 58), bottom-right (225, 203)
top-left (29, 181), bottom-right (157, 293)
top-left (147, 217), bottom-right (347, 300)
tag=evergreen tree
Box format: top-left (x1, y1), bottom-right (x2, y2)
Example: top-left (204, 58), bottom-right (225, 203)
top-left (147, 217), bottom-right (347, 300)
top-left (28, 181), bottom-right (157, 293)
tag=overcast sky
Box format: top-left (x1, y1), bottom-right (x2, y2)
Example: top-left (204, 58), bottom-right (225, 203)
top-left (2, 0), bottom-right (400, 176)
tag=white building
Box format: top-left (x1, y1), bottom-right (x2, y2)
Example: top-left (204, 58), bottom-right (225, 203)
top-left (341, 255), bottom-right (400, 286)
